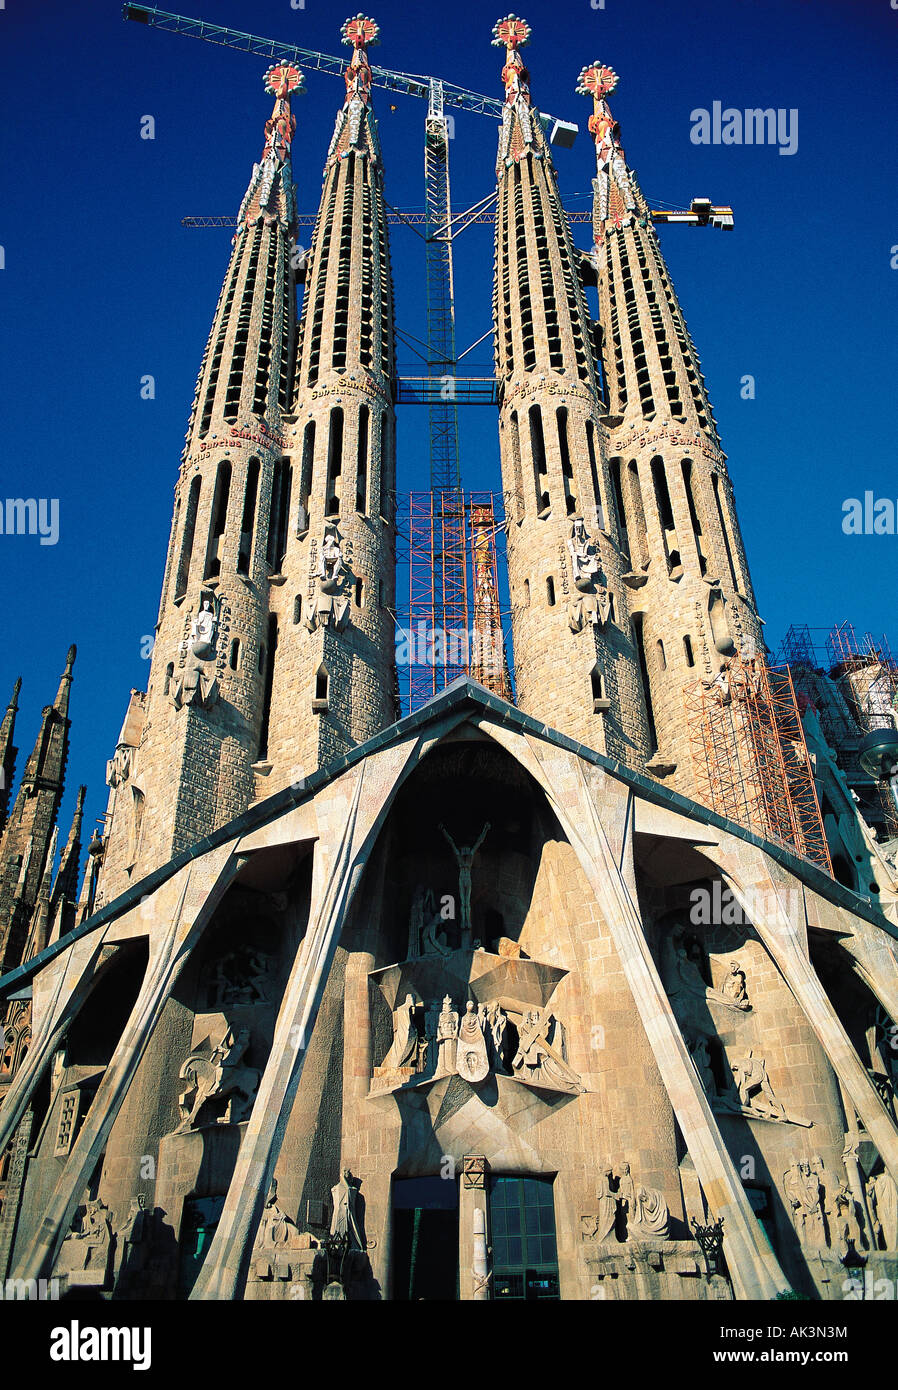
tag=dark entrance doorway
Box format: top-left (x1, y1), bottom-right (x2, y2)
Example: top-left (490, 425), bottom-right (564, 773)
top-left (392, 1175), bottom-right (459, 1301)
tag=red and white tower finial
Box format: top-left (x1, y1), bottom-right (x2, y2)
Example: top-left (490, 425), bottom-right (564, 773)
top-left (341, 14), bottom-right (379, 105)
top-left (492, 15), bottom-right (532, 106)
top-left (577, 62), bottom-right (636, 241)
top-left (260, 62), bottom-right (304, 163)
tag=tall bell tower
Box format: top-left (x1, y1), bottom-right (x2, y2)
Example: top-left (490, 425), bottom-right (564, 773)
top-left (98, 62), bottom-right (305, 899)
top-left (580, 62), bottom-right (764, 792)
top-left (490, 17), bottom-right (653, 764)
top-left (263, 13), bottom-right (399, 787)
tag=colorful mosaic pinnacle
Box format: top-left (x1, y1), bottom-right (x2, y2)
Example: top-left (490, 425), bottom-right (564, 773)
top-left (263, 62), bottom-right (305, 99)
top-left (492, 15), bottom-right (531, 49)
top-left (576, 62), bottom-right (619, 101)
top-left (342, 14), bottom-right (380, 49)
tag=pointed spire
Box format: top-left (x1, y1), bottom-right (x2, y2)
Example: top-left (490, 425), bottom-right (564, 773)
top-left (576, 63), bottom-right (638, 245)
top-left (324, 14), bottom-right (382, 167)
top-left (492, 16), bottom-right (545, 170)
top-left (52, 643), bottom-right (77, 718)
top-left (23, 823), bottom-right (58, 960)
top-left (235, 63), bottom-right (304, 233)
top-left (0, 676), bottom-right (21, 832)
top-left (48, 785), bottom-right (85, 945)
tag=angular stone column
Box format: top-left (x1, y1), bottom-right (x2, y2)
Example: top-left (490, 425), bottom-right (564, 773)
top-left (190, 726), bottom-right (454, 1300)
top-left (14, 844), bottom-right (238, 1282)
top-left (477, 721), bottom-right (790, 1299)
top-left (706, 845), bottom-right (898, 1187)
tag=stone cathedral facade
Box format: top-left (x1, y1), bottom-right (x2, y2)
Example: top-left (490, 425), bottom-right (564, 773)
top-left (1, 15), bottom-right (898, 1303)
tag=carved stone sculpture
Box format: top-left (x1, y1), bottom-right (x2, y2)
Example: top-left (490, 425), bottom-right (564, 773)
top-left (440, 821), bottom-right (490, 940)
top-left (330, 1170), bottom-right (364, 1251)
top-left (176, 1025), bottom-right (259, 1131)
top-left (55, 1199), bottom-right (113, 1288)
top-left (720, 960), bottom-right (751, 1010)
top-left (456, 1001), bottom-right (490, 1083)
top-left (874, 1169), bottom-right (898, 1249)
top-left (688, 1034), bottom-right (717, 1096)
top-left (512, 1009), bottom-right (583, 1093)
top-left (380, 993), bottom-right (419, 1071)
top-left (172, 596), bottom-right (221, 710)
top-left (305, 525), bottom-right (352, 632)
top-left (630, 1183), bottom-right (670, 1240)
top-left (207, 946), bottom-right (272, 1007)
top-left (434, 995), bottom-right (460, 1078)
top-left (594, 1166), bottom-right (618, 1242)
top-left (489, 1002), bottom-right (509, 1073)
top-left (731, 1050), bottom-right (786, 1120)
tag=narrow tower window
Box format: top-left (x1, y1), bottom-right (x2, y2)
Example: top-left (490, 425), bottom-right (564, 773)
top-left (656, 639), bottom-right (667, 671)
top-left (356, 405), bottom-right (370, 514)
top-left (293, 594), bottom-right (302, 625)
top-left (609, 459), bottom-right (629, 564)
top-left (590, 664), bottom-right (608, 712)
top-left (546, 575), bottom-right (556, 607)
top-left (257, 615), bottom-right (278, 761)
top-left (681, 459), bottom-right (707, 576)
top-left (238, 457), bottom-right (260, 575)
top-left (175, 476), bottom-right (201, 600)
top-left (229, 638), bottom-right (241, 671)
top-left (650, 456), bottom-right (680, 575)
top-left (510, 412), bottom-right (525, 523)
top-left (267, 459), bottom-right (292, 571)
top-left (556, 408), bottom-right (578, 516)
top-left (297, 420), bottom-right (315, 536)
top-left (163, 663), bottom-right (174, 696)
top-left (529, 406), bottom-right (550, 517)
top-left (632, 614), bottom-right (658, 755)
top-left (313, 663), bottom-right (329, 709)
top-left (585, 420), bottom-right (605, 531)
top-left (326, 409), bottom-right (344, 518)
top-left (683, 634), bottom-right (695, 667)
top-left (204, 461), bottom-right (232, 580)
top-left (711, 472), bottom-right (738, 590)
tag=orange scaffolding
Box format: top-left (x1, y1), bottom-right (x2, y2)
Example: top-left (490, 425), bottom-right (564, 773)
top-left (401, 491), bottom-right (513, 712)
top-left (685, 653), bottom-right (832, 872)
top-left (469, 494), bottom-right (514, 702)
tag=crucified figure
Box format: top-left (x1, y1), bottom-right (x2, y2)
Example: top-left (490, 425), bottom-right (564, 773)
top-left (439, 821), bottom-right (490, 940)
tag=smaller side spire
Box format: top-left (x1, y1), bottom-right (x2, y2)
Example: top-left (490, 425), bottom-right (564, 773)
top-left (52, 644), bottom-right (77, 719)
top-left (324, 14), bottom-right (382, 167)
top-left (23, 824), bottom-right (58, 961)
top-left (576, 63), bottom-right (639, 246)
top-left (0, 676), bottom-right (21, 832)
top-left (235, 63), bottom-right (304, 234)
top-left (48, 785), bottom-right (85, 945)
top-left (492, 16), bottom-right (544, 170)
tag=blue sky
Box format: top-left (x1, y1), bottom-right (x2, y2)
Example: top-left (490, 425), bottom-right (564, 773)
top-left (1, 0), bottom-right (896, 856)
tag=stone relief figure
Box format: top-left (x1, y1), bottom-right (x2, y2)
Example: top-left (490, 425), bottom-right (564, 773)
top-left (731, 1050), bottom-right (787, 1121)
top-left (380, 994), bottom-right (420, 1071)
top-left (55, 1199), bottom-right (114, 1287)
top-left (207, 946), bottom-right (272, 1007)
top-left (785, 1161), bottom-right (824, 1246)
top-left (664, 932), bottom-right (751, 1013)
top-left (688, 1034), bottom-right (717, 1096)
top-left (489, 1003), bottom-right (509, 1073)
top-left (629, 1183), bottom-right (670, 1241)
top-left (594, 1166), bottom-right (618, 1242)
top-left (512, 1010), bottom-right (583, 1093)
top-left (189, 598), bottom-right (219, 660)
top-left (567, 518), bottom-right (613, 633)
top-left (434, 995), bottom-right (460, 1078)
top-left (873, 1169), bottom-right (898, 1249)
top-left (176, 1025), bottom-right (259, 1131)
top-left (582, 1162), bottom-right (669, 1244)
top-left (330, 1170), bottom-right (364, 1251)
top-left (456, 1001), bottom-right (490, 1083)
top-left (306, 525), bottom-right (352, 632)
top-left (439, 821), bottom-right (490, 939)
top-left (720, 960), bottom-right (751, 1010)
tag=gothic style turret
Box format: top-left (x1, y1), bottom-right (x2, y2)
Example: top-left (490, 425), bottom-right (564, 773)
top-left (98, 64), bottom-right (306, 899)
top-left (490, 18), bottom-right (652, 763)
top-left (263, 14), bottom-right (399, 784)
top-left (0, 678), bottom-right (20, 834)
top-left (580, 63), bottom-right (763, 791)
top-left (0, 648), bottom-right (75, 971)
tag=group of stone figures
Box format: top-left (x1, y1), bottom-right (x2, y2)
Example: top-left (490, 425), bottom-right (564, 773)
top-left (582, 1162), bottom-right (670, 1244)
top-left (687, 1036), bottom-right (807, 1125)
top-left (784, 1157), bottom-right (898, 1259)
top-left (374, 993), bottom-right (583, 1095)
top-left (55, 1194), bottom-right (157, 1294)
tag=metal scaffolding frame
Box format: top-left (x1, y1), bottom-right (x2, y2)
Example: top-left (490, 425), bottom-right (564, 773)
top-left (685, 654), bottom-right (832, 873)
